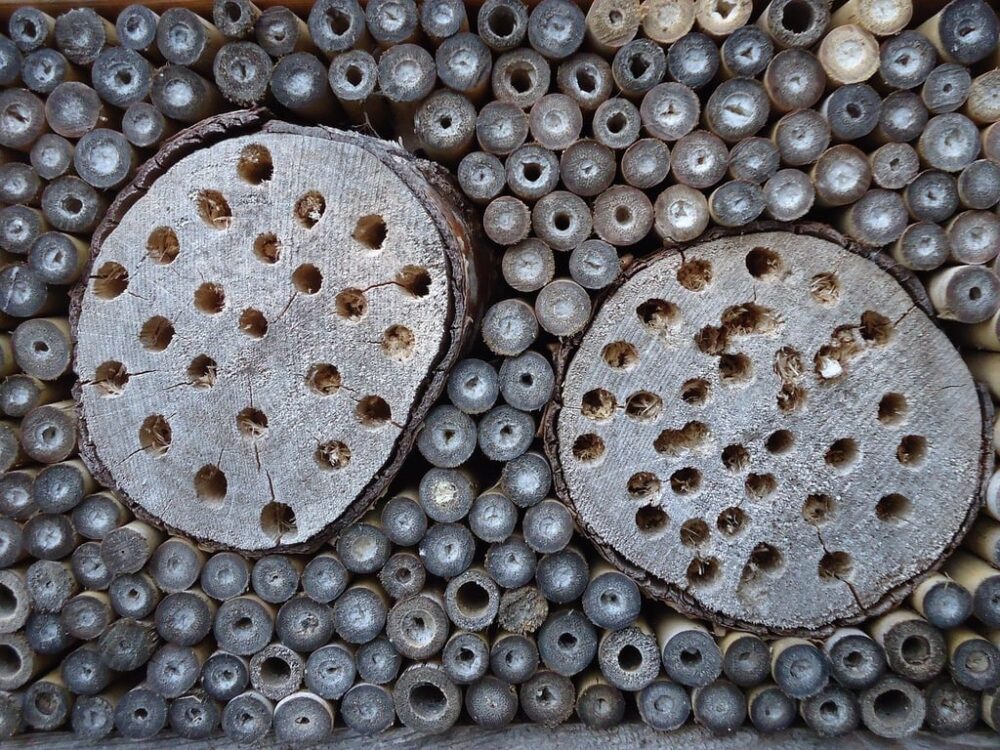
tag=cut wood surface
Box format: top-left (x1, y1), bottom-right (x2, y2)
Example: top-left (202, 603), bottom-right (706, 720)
top-left (546, 226), bottom-right (991, 636)
top-left (71, 111), bottom-right (488, 554)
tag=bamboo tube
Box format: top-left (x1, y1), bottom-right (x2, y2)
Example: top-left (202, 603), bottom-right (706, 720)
top-left (641, 0), bottom-right (695, 44)
top-left (817, 24), bottom-right (879, 85)
top-left (831, 0), bottom-right (912, 36)
top-left (917, 0), bottom-right (998, 66)
top-left (585, 0), bottom-right (640, 54)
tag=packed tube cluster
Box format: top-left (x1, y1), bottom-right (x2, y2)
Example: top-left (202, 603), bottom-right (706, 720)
top-left (0, 0), bottom-right (999, 743)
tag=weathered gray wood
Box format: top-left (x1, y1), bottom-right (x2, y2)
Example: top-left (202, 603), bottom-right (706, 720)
top-left (546, 226), bottom-right (990, 636)
top-left (71, 112), bottom-right (488, 555)
top-left (3, 723), bottom-right (997, 749)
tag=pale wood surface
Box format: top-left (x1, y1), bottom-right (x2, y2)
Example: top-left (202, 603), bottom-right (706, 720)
top-left (548, 229), bottom-right (989, 635)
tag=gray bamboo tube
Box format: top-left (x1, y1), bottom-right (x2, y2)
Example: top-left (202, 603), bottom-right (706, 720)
top-left (248, 643), bottom-right (304, 700)
top-left (308, 0), bottom-right (369, 57)
top-left (654, 183), bottom-right (710, 241)
top-left (477, 0), bottom-right (528, 52)
top-left (821, 84), bottom-right (881, 141)
top-left (0, 36), bottom-right (20, 88)
top-left (575, 671), bottom-right (625, 729)
top-left (905, 170), bottom-right (959, 223)
top-left (657, 612), bottom-right (723, 688)
top-left (272, 52), bottom-right (338, 121)
top-left (671, 130), bottom-right (728, 189)
top-left (520, 670), bottom-right (574, 727)
top-left (458, 152), bottom-right (505, 205)
top-left (109, 572), bottom-right (160, 620)
top-left (393, 663), bottom-right (461, 734)
top-left (641, 0), bottom-right (694, 44)
top-left (116, 5), bottom-right (159, 55)
top-left (925, 678), bottom-right (980, 736)
top-left (859, 674), bottom-right (926, 738)
top-left (214, 42), bottom-right (272, 107)
top-left (157, 8), bottom-right (223, 73)
top-left (9, 8), bottom-right (55, 52)
top-left (839, 189), bottom-right (908, 246)
top-left (824, 628), bottom-right (886, 690)
top-left (30, 134), bottom-right (73, 181)
top-left (867, 609), bottom-right (946, 682)
top-left (692, 679), bottom-right (747, 733)
top-left (757, 0), bottom-right (830, 49)
top-left (255, 6), bottom-right (316, 57)
top-left (273, 692), bottom-right (333, 744)
top-left (941, 549), bottom-right (1000, 628)
top-left (771, 109), bottom-right (829, 167)
top-left (21, 49), bottom-right (75, 96)
top-left (593, 97), bottom-right (642, 149)
top-left (910, 573), bottom-right (973, 629)
top-left (666, 31), bottom-right (718, 89)
top-left (926, 265), bottom-right (1000, 323)
top-left (484, 196), bottom-right (531, 246)
top-left (528, 0), bottom-right (585, 60)
top-left (72, 491), bottom-right (130, 542)
top-left (719, 631), bottom-right (770, 687)
top-left (870, 142), bottom-right (919, 191)
top-left (748, 683), bottom-right (795, 733)
top-left (770, 637), bottom-right (829, 699)
top-left (151, 66), bottom-right (222, 123)
top-left (101, 521), bottom-right (164, 576)
top-left (708, 181), bottom-right (765, 227)
top-left (917, 0), bottom-right (999, 66)
top-left (327, 50), bottom-right (385, 129)
top-left (556, 54), bottom-right (612, 112)
top-left (465, 675), bottom-right (517, 729)
top-left (23, 670), bottom-right (72, 730)
top-left (214, 0), bottom-right (261, 40)
top-left (946, 626), bottom-right (1000, 691)
top-left (420, 0), bottom-right (467, 44)
top-left (221, 690), bottom-right (273, 743)
top-left (367, 0), bottom-right (420, 47)
top-left (476, 101), bottom-right (529, 155)
top-left (958, 159), bottom-right (1000, 210)
top-left (638, 679), bottom-right (690, 731)
top-left (763, 168), bottom-right (814, 221)
top-left (0, 89), bottom-right (46, 151)
top-left (811, 145), bottom-right (872, 207)
top-left (435, 32), bottom-right (491, 102)
top-left (54, 8), bottom-right (116, 66)
top-left (92, 48), bottom-right (152, 109)
top-left (922, 63), bottom-right (972, 114)
top-left (703, 78), bottom-right (769, 143)
top-left (491, 48), bottom-right (551, 110)
top-left (879, 30), bottom-right (935, 89)
top-left (21, 399), bottom-right (76, 463)
top-left (98, 618), bottom-right (159, 672)
top-left (123, 103), bottom-right (174, 149)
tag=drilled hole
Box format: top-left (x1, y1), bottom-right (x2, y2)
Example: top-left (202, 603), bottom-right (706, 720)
top-left (749, 543), bottom-right (782, 572)
top-left (306, 363), bottom-right (341, 395)
top-left (810, 272), bottom-right (840, 305)
top-left (765, 430), bottom-right (794, 454)
top-left (316, 440), bottom-right (352, 470)
top-left (572, 433), bottom-right (606, 463)
top-left (581, 389), bottom-right (616, 421)
top-left (695, 325), bottom-right (728, 355)
top-left (773, 346), bottom-right (804, 382)
top-left (679, 378), bottom-right (710, 406)
top-left (602, 341), bottom-right (639, 369)
top-left (719, 352), bottom-right (752, 385)
top-left (625, 391), bottom-right (663, 421)
top-left (745, 473), bottom-right (777, 499)
top-left (236, 407), bottom-right (268, 439)
top-left (295, 191), bottom-right (325, 228)
top-left (654, 421), bottom-right (710, 457)
top-left (147, 227), bottom-right (179, 264)
top-left (194, 464), bottom-right (227, 503)
top-left (686, 556), bottom-right (720, 586)
top-left (237, 143), bottom-right (273, 184)
top-left (94, 361), bottom-right (129, 397)
top-left (670, 467), bottom-right (701, 495)
top-left (196, 190), bottom-right (232, 229)
top-left (636, 299), bottom-right (680, 332)
top-left (819, 551), bottom-right (853, 581)
top-left (253, 233), bottom-right (281, 264)
top-left (722, 444), bottom-right (750, 472)
top-left (635, 505), bottom-right (668, 535)
top-left (292, 264), bottom-right (323, 294)
top-left (353, 214), bottom-right (387, 250)
top-left (627, 471), bottom-right (661, 499)
top-left (745, 247), bottom-right (782, 279)
top-left (139, 316), bottom-right (175, 351)
top-left (717, 506), bottom-right (747, 536)
top-left (803, 494), bottom-right (834, 525)
top-left (139, 415), bottom-right (171, 457)
top-left (93, 262), bottom-right (129, 299)
top-left (876, 493), bottom-right (911, 522)
top-left (261, 501), bottom-right (297, 540)
top-left (680, 518), bottom-right (710, 547)
top-left (335, 289), bottom-right (368, 322)
top-left (357, 395), bottom-right (391, 427)
top-left (239, 309), bottom-right (268, 338)
top-left (381, 324), bottom-right (415, 361)
top-left (825, 438), bottom-right (859, 472)
top-left (860, 311), bottom-right (893, 346)
top-left (187, 355), bottom-right (217, 389)
top-left (677, 259), bottom-right (713, 291)
top-left (721, 303), bottom-right (779, 336)
top-left (896, 435), bottom-right (926, 467)
top-left (777, 383), bottom-right (806, 412)
top-left (194, 282), bottom-right (226, 314)
top-left (396, 265), bottom-right (431, 297)
top-left (878, 393), bottom-right (908, 425)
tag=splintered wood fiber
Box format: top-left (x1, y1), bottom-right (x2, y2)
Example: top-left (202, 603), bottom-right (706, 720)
top-left (551, 231), bottom-right (986, 635)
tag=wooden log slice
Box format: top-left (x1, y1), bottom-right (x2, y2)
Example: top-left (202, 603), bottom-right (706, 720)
top-left (544, 226), bottom-right (992, 636)
top-left (71, 111), bottom-right (488, 554)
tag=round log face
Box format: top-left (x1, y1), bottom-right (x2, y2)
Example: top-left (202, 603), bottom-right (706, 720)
top-left (73, 122), bottom-right (474, 553)
top-left (547, 229), bottom-right (987, 635)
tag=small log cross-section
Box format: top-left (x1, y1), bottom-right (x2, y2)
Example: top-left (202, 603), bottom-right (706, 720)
top-left (72, 113), bottom-right (486, 554)
top-left (545, 228), bottom-right (991, 636)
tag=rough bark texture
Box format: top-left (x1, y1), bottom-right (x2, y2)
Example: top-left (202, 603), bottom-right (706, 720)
top-left (544, 223), bottom-right (993, 637)
top-left (71, 109), bottom-right (490, 554)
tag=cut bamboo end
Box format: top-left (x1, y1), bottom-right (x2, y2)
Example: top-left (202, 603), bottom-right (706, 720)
top-left (71, 112), bottom-right (487, 554)
top-left (544, 228), bottom-right (989, 636)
